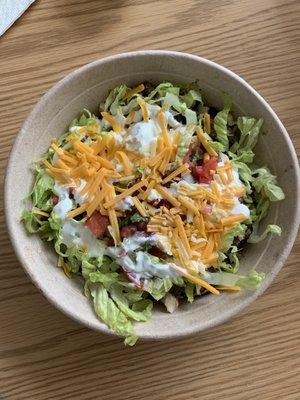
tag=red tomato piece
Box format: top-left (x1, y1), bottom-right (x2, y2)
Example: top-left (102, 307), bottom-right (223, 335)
top-left (85, 211), bottom-right (109, 238)
top-left (192, 156), bottom-right (218, 183)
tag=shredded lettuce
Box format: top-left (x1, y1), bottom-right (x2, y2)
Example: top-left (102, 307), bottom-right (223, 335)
top-left (184, 282), bottom-right (195, 303)
top-left (204, 270), bottom-right (265, 289)
top-left (144, 277), bottom-right (173, 300)
top-left (21, 211), bottom-right (60, 241)
top-left (90, 285), bottom-right (138, 346)
top-left (231, 160), bottom-right (253, 193)
top-left (103, 85), bottom-right (128, 114)
top-left (213, 93), bottom-right (232, 149)
top-left (181, 89), bottom-right (203, 108)
top-left (252, 167), bottom-right (285, 201)
top-left (248, 224), bottom-right (281, 243)
top-left (69, 109), bottom-right (99, 130)
top-left (221, 223), bottom-right (247, 252)
top-left (236, 116), bottom-right (263, 152)
top-left (110, 285), bottom-right (153, 322)
top-left (30, 168), bottom-right (54, 211)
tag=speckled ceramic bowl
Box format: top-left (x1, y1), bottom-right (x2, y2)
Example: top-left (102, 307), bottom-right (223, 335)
top-left (5, 51), bottom-right (300, 341)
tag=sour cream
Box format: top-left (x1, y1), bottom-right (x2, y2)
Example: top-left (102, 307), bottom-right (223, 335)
top-left (61, 219), bottom-right (104, 257)
top-left (125, 119), bottom-right (160, 157)
top-left (52, 184), bottom-right (73, 220)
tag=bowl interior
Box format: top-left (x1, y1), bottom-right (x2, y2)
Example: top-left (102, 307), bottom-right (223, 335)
top-left (5, 51), bottom-right (300, 339)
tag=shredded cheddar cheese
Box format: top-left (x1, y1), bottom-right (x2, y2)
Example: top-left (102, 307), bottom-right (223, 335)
top-left (101, 112), bottom-right (122, 133)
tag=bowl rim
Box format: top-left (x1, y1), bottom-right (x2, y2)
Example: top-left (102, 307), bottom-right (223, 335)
top-left (4, 50), bottom-right (300, 340)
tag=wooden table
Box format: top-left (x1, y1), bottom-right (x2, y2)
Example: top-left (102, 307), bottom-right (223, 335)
top-left (0, 1), bottom-right (299, 399)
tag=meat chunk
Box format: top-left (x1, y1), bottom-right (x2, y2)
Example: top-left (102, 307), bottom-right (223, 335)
top-left (120, 225), bottom-right (137, 238)
top-left (85, 211), bottom-right (109, 238)
top-left (148, 246), bottom-right (165, 259)
top-left (136, 221), bottom-right (148, 231)
top-left (51, 194), bottom-right (59, 205)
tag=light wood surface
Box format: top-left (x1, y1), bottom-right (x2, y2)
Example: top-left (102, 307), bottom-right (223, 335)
top-left (0, 1), bottom-right (299, 399)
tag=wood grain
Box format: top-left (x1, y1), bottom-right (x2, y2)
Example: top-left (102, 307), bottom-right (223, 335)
top-left (0, 0), bottom-right (299, 399)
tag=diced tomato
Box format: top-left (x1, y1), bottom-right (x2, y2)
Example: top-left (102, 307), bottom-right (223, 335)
top-left (183, 140), bottom-right (202, 168)
top-left (192, 156), bottom-right (218, 184)
top-left (148, 247), bottom-right (165, 259)
top-left (51, 194), bottom-right (59, 205)
top-left (85, 211), bottom-right (109, 238)
top-left (120, 225), bottom-right (137, 238)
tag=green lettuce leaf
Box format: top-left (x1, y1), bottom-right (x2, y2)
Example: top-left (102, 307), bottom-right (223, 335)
top-left (237, 116), bottom-right (263, 151)
top-left (231, 160), bottom-right (253, 192)
top-left (255, 197), bottom-right (270, 222)
top-left (184, 108), bottom-right (197, 125)
top-left (144, 277), bottom-right (173, 300)
top-left (30, 169), bottom-right (54, 211)
top-left (229, 149), bottom-right (255, 164)
top-left (110, 285), bottom-right (153, 322)
top-left (203, 270), bottom-right (265, 289)
top-left (22, 211), bottom-right (61, 242)
top-left (213, 93), bottom-right (232, 149)
top-left (181, 89), bottom-right (203, 108)
top-left (146, 82), bottom-right (179, 100)
top-left (109, 85), bottom-right (128, 115)
top-left (89, 271), bottom-right (119, 286)
top-left (252, 168), bottom-right (285, 201)
top-left (175, 126), bottom-right (195, 162)
top-left (162, 92), bottom-right (197, 125)
top-left (162, 92), bottom-right (183, 113)
top-left (21, 210), bottom-right (41, 233)
top-left (103, 85), bottom-right (128, 114)
top-left (69, 109), bottom-right (98, 129)
top-left (248, 224), bottom-right (281, 243)
top-left (184, 282), bottom-right (195, 303)
top-left (82, 258), bottom-right (97, 280)
top-left (90, 285), bottom-right (137, 346)
top-left (221, 223), bottom-right (247, 252)
top-left (210, 141), bottom-right (225, 153)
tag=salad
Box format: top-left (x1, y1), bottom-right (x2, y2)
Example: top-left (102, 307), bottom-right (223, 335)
top-left (22, 82), bottom-right (284, 345)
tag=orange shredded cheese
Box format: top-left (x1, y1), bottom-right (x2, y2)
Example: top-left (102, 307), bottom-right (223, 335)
top-left (162, 164), bottom-right (189, 184)
top-left (155, 185), bottom-right (181, 208)
top-left (115, 151), bottom-right (133, 175)
top-left (132, 197), bottom-right (148, 217)
top-left (178, 195), bottom-right (199, 215)
top-left (123, 84), bottom-right (145, 101)
top-left (171, 264), bottom-right (219, 295)
top-left (221, 213), bottom-right (247, 226)
top-left (137, 97), bottom-right (149, 122)
top-left (104, 180), bottom-right (147, 209)
top-left (204, 113), bottom-right (211, 134)
top-left (157, 110), bottom-right (171, 147)
top-left (101, 112), bottom-right (122, 133)
top-left (195, 126), bottom-right (217, 157)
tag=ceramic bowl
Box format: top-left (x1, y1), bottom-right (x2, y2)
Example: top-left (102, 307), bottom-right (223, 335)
top-left (5, 51), bottom-right (300, 340)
